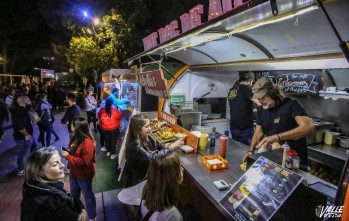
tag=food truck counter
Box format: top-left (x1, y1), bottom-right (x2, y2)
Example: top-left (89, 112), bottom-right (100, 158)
top-left (308, 143), bottom-right (349, 171)
top-left (177, 137), bottom-right (336, 221)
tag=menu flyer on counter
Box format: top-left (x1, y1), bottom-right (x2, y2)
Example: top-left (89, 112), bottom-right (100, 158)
top-left (219, 156), bottom-right (303, 221)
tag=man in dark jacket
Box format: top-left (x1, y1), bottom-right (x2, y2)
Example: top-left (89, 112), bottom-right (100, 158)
top-left (0, 97), bottom-right (9, 143)
top-left (61, 93), bottom-right (82, 138)
top-left (12, 94), bottom-right (38, 176)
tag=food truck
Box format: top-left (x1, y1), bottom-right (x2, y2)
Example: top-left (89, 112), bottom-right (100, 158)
top-left (124, 0), bottom-right (349, 220)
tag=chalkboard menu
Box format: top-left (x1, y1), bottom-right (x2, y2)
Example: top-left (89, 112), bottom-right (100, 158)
top-left (255, 70), bottom-right (321, 95)
top-left (219, 156), bottom-right (303, 221)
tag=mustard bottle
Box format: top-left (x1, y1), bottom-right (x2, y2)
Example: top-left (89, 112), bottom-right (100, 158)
top-left (199, 133), bottom-right (208, 150)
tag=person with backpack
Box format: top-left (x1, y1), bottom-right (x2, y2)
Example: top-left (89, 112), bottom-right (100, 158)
top-left (61, 93), bottom-right (82, 138)
top-left (36, 94), bottom-right (56, 147)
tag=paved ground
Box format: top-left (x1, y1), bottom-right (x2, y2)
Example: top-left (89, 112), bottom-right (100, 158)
top-left (0, 109), bottom-right (132, 221)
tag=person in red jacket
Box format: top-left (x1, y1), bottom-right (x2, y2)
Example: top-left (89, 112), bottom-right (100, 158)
top-left (98, 98), bottom-right (123, 160)
top-left (61, 117), bottom-right (97, 221)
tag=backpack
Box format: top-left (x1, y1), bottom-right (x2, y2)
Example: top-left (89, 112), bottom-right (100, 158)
top-left (30, 111), bottom-right (43, 125)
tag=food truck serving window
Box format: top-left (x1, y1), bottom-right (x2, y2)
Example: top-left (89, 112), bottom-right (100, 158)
top-left (195, 98), bottom-right (226, 118)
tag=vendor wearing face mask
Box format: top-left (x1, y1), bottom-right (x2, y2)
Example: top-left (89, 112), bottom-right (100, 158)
top-left (242, 77), bottom-right (314, 171)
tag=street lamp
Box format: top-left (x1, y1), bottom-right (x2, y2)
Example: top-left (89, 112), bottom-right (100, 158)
top-left (93, 18), bottom-right (100, 26)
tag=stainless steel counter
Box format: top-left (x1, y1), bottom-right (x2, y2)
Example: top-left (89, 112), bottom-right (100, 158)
top-left (177, 137), bottom-right (336, 220)
top-left (307, 143), bottom-right (349, 171)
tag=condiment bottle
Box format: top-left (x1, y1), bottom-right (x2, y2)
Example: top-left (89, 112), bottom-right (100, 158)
top-left (219, 135), bottom-right (228, 158)
top-left (210, 136), bottom-right (216, 147)
top-left (291, 151), bottom-right (300, 172)
top-left (199, 133), bottom-right (208, 150)
top-left (285, 150), bottom-right (293, 170)
top-left (281, 142), bottom-right (290, 167)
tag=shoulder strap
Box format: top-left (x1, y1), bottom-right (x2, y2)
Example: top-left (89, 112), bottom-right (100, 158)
top-left (137, 199), bottom-right (154, 221)
top-left (143, 210), bottom-right (155, 221)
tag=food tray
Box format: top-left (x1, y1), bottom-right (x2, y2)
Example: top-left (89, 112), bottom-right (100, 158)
top-left (180, 145), bottom-right (194, 153)
top-left (150, 132), bottom-right (176, 144)
top-left (207, 113), bottom-right (221, 119)
top-left (201, 154), bottom-right (229, 170)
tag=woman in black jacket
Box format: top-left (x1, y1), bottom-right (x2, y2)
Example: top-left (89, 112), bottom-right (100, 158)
top-left (125, 114), bottom-right (183, 187)
top-left (21, 147), bottom-right (88, 221)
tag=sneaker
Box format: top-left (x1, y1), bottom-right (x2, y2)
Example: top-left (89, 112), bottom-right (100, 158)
top-left (17, 170), bottom-right (25, 176)
top-left (107, 152), bottom-right (111, 156)
top-left (101, 147), bottom-right (107, 152)
top-left (110, 154), bottom-right (117, 160)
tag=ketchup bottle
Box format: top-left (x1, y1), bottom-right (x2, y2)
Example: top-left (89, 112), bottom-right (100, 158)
top-left (219, 135), bottom-right (228, 158)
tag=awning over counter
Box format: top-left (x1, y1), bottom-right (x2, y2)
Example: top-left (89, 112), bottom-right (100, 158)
top-left (125, 0), bottom-right (349, 71)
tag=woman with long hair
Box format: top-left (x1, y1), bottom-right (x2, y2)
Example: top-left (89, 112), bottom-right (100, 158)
top-left (61, 117), bottom-right (97, 221)
top-left (21, 147), bottom-right (88, 221)
top-left (98, 98), bottom-right (122, 159)
top-left (140, 153), bottom-right (183, 221)
top-left (124, 114), bottom-right (183, 187)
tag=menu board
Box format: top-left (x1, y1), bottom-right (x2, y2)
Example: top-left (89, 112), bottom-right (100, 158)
top-left (219, 156), bottom-right (303, 221)
top-left (255, 70), bottom-right (321, 95)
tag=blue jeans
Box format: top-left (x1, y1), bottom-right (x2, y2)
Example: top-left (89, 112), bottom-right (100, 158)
top-left (38, 122), bottom-right (52, 147)
top-left (16, 136), bottom-right (38, 171)
top-left (230, 127), bottom-right (255, 146)
top-left (69, 175), bottom-right (96, 219)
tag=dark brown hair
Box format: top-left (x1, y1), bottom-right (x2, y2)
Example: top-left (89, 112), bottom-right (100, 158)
top-left (69, 117), bottom-right (95, 153)
top-left (142, 153), bottom-right (182, 211)
top-left (266, 85), bottom-right (285, 104)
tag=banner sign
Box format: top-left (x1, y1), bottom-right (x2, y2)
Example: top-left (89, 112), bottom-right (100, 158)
top-left (137, 70), bottom-right (169, 98)
top-left (220, 156), bottom-right (303, 221)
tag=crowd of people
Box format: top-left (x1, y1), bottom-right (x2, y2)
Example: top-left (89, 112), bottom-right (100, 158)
top-left (0, 80), bottom-right (184, 221)
top-left (1, 72), bottom-right (314, 221)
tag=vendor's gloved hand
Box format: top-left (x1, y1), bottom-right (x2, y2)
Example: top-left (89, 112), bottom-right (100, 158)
top-left (242, 151), bottom-right (253, 163)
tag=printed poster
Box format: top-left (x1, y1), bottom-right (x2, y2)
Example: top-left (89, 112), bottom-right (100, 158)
top-left (219, 156), bottom-right (303, 221)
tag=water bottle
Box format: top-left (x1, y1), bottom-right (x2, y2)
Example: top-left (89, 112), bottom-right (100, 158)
top-left (219, 135), bottom-right (228, 158)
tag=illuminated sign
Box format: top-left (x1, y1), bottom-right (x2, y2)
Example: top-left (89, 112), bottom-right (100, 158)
top-left (142, 0), bottom-right (245, 51)
top-left (41, 69), bottom-right (55, 79)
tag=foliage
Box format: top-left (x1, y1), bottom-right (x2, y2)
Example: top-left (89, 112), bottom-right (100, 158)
top-left (66, 8), bottom-right (142, 78)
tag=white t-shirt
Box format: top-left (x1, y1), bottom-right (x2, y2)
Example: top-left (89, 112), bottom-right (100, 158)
top-left (141, 201), bottom-right (183, 221)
